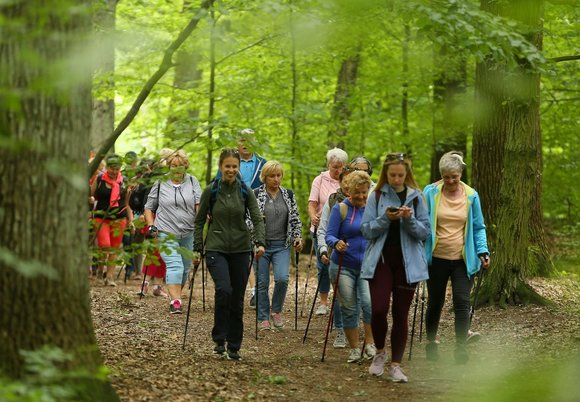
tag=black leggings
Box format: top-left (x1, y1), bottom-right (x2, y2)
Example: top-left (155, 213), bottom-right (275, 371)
top-left (425, 257), bottom-right (473, 345)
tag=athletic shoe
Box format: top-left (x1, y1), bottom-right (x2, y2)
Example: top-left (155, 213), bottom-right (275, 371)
top-left (249, 290), bottom-right (256, 309)
top-left (333, 329), bottom-right (347, 348)
top-left (227, 349), bottom-right (241, 361)
top-left (368, 351), bottom-right (387, 376)
top-left (104, 279), bottom-right (117, 287)
top-left (466, 330), bottom-right (482, 345)
top-left (455, 344), bottom-right (469, 364)
top-left (169, 299), bottom-right (182, 314)
top-left (363, 344), bottom-right (377, 360)
top-left (271, 313), bottom-right (284, 329)
top-left (259, 321), bottom-right (271, 331)
top-left (152, 285), bottom-right (168, 298)
top-left (426, 342), bottom-right (439, 361)
top-left (213, 343), bottom-right (226, 356)
top-left (388, 365), bottom-right (408, 383)
top-left (347, 348), bottom-right (362, 363)
top-left (315, 304), bottom-right (328, 316)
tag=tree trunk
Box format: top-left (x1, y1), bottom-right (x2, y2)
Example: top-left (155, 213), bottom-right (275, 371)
top-left (205, 6), bottom-right (217, 185)
top-left (166, 0), bottom-right (203, 145)
top-left (327, 52), bottom-right (361, 150)
top-left (472, 0), bottom-right (552, 306)
top-left (401, 23), bottom-right (411, 154)
top-left (91, 0), bottom-right (117, 153)
top-left (430, 50), bottom-right (468, 183)
top-left (0, 1), bottom-right (119, 399)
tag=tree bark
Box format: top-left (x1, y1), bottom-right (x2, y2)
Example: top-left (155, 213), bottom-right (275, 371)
top-left (0, 1), bottom-right (119, 399)
top-left (473, 0), bottom-right (552, 306)
top-left (327, 51), bottom-right (361, 150)
top-left (430, 49), bottom-right (468, 183)
top-left (166, 0), bottom-right (203, 145)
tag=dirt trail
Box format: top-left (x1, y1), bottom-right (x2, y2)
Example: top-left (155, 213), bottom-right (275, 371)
top-left (91, 273), bottom-right (579, 401)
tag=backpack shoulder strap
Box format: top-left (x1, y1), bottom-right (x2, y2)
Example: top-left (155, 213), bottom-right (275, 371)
top-left (339, 202), bottom-right (348, 222)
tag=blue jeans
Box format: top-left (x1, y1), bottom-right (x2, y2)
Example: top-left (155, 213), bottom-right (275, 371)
top-left (329, 261), bottom-right (371, 330)
top-left (256, 240), bottom-right (290, 321)
top-left (158, 232), bottom-right (193, 286)
top-left (312, 232), bottom-right (330, 293)
top-left (312, 232), bottom-right (343, 329)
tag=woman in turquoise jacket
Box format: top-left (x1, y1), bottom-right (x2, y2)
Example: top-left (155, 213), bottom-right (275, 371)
top-left (360, 153), bottom-right (430, 383)
top-left (423, 151), bottom-right (490, 364)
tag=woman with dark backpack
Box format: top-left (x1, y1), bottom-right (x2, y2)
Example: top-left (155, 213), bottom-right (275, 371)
top-left (90, 154), bottom-right (128, 287)
top-left (193, 148), bottom-right (265, 361)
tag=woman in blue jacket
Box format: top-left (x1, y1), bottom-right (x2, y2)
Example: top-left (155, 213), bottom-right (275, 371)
top-left (423, 151), bottom-right (490, 364)
top-left (326, 171), bottom-right (375, 364)
top-left (360, 153), bottom-right (430, 383)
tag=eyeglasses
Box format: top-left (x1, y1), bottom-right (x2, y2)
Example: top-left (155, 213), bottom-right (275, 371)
top-left (386, 153), bottom-right (406, 162)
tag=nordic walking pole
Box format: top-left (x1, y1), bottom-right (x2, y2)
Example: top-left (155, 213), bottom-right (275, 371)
top-left (300, 240), bottom-right (315, 317)
top-left (138, 264), bottom-right (149, 300)
top-left (470, 264), bottom-right (486, 324)
top-left (248, 250), bottom-right (257, 340)
top-left (408, 281), bottom-right (421, 360)
top-left (295, 250), bottom-right (299, 331)
top-left (201, 254), bottom-right (206, 312)
top-left (182, 260), bottom-right (201, 350)
top-left (302, 277), bottom-right (321, 344)
top-left (419, 281), bottom-right (426, 343)
top-left (321, 254), bottom-right (343, 362)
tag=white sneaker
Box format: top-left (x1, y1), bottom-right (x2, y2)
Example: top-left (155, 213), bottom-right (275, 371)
top-left (315, 304), bottom-right (328, 316)
top-left (347, 348), bottom-right (362, 363)
top-left (333, 330), bottom-right (347, 348)
top-left (388, 365), bottom-right (408, 383)
top-left (363, 343), bottom-right (377, 360)
top-left (368, 351), bottom-right (387, 376)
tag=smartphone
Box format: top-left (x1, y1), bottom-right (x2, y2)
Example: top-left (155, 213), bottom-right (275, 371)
top-left (387, 206), bottom-right (400, 213)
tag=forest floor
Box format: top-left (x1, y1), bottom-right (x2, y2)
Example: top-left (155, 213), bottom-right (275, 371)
top-left (91, 269), bottom-right (579, 402)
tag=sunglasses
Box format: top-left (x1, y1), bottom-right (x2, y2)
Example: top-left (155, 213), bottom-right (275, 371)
top-left (386, 153), bottom-right (406, 162)
top-left (346, 166), bottom-right (370, 173)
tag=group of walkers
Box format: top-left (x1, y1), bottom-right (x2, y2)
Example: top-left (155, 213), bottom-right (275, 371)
top-left (88, 128), bottom-right (490, 380)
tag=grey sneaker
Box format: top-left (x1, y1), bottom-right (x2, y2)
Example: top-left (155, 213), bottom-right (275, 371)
top-left (347, 348), bottom-right (362, 363)
top-left (363, 344), bottom-right (377, 360)
top-left (388, 365), bottom-right (408, 383)
top-left (466, 330), bottom-right (482, 345)
top-left (368, 351), bottom-right (387, 376)
top-left (315, 304), bottom-right (328, 316)
top-left (271, 313), bottom-right (284, 329)
top-left (333, 329), bottom-right (347, 348)
top-left (249, 290), bottom-right (256, 309)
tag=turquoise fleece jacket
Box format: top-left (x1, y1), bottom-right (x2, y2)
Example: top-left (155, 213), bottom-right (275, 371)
top-left (423, 181), bottom-right (489, 279)
top-left (360, 185), bottom-right (430, 284)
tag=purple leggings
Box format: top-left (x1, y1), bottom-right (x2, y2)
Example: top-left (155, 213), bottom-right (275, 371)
top-left (368, 245), bottom-right (416, 363)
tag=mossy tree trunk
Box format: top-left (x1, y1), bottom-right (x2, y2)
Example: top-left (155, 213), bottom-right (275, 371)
top-left (328, 52), bottom-right (361, 150)
top-left (0, 1), bottom-right (119, 399)
top-left (430, 48), bottom-right (468, 183)
top-left (472, 0), bottom-right (552, 307)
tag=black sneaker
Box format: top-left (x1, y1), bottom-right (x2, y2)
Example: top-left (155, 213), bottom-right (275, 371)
top-left (426, 342), bottom-right (439, 361)
top-left (213, 343), bottom-right (226, 356)
top-left (227, 349), bottom-right (241, 361)
top-left (454, 344), bottom-right (469, 364)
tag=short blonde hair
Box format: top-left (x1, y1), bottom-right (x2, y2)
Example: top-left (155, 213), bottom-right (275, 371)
top-left (260, 160), bottom-right (284, 183)
top-left (346, 170), bottom-right (371, 193)
top-left (167, 149), bottom-right (189, 168)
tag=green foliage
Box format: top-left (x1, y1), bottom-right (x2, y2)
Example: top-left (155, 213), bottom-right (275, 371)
top-left (104, 0), bottom-right (576, 236)
top-left (0, 346), bottom-right (110, 402)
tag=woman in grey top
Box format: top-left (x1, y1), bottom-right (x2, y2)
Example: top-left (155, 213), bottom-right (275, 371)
top-left (144, 150), bottom-right (202, 314)
top-left (252, 161), bottom-right (303, 330)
